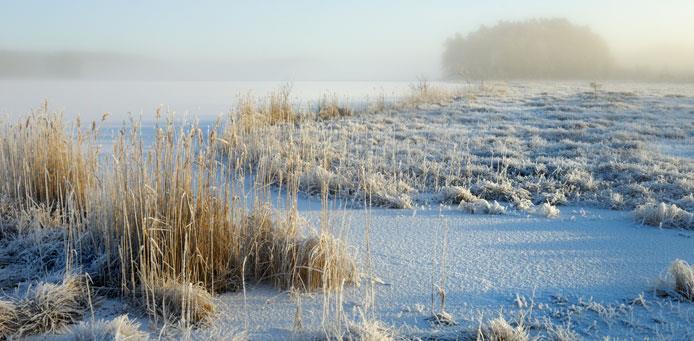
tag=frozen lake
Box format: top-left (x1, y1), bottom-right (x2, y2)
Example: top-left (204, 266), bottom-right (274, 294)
top-left (0, 80), bottom-right (444, 122)
top-left (2, 79), bottom-right (692, 123)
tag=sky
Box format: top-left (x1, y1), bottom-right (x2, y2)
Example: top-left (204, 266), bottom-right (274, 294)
top-left (1, 0), bottom-right (693, 80)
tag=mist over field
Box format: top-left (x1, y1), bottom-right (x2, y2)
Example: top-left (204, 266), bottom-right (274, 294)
top-left (1, 1), bottom-right (693, 81)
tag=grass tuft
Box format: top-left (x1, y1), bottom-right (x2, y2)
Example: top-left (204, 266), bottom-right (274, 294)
top-left (545, 321), bottom-right (579, 341)
top-left (478, 316), bottom-right (528, 341)
top-left (460, 199), bottom-right (506, 215)
top-left (0, 300), bottom-right (17, 337)
top-left (1, 275), bottom-right (92, 337)
top-left (0, 105), bottom-right (97, 214)
top-left (65, 314), bottom-right (148, 341)
top-left (347, 320), bottom-right (394, 341)
top-left (633, 202), bottom-right (693, 229)
top-left (401, 77), bottom-right (462, 108)
top-left (532, 203), bottom-right (560, 218)
top-left (144, 281), bottom-right (215, 326)
top-left (243, 209), bottom-right (359, 291)
top-left (317, 94), bottom-right (353, 120)
top-left (666, 259), bottom-right (694, 301)
top-left (439, 186), bottom-right (478, 204)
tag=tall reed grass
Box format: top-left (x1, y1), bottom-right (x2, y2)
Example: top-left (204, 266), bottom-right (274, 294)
top-left (0, 104), bottom-right (359, 336)
top-left (0, 102), bottom-right (98, 215)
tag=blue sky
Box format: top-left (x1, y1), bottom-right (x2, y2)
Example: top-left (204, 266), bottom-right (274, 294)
top-left (1, 0), bottom-right (693, 80)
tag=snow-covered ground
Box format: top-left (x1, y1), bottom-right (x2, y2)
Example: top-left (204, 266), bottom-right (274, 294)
top-left (2, 81), bottom-right (693, 339)
top-left (167, 199), bottom-right (690, 340)
top-left (206, 81), bottom-right (694, 339)
top-left (75, 197), bottom-right (693, 340)
top-left (225, 81), bottom-right (694, 217)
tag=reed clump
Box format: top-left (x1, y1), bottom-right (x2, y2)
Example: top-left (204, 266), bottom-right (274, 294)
top-left (88, 116), bottom-right (357, 294)
top-left (88, 117), bottom-right (241, 294)
top-left (239, 207), bottom-right (359, 291)
top-left (233, 84), bottom-right (297, 132)
top-left (399, 77), bottom-right (462, 108)
top-left (143, 281), bottom-right (215, 326)
top-left (317, 93), bottom-right (353, 119)
top-left (0, 107), bottom-right (359, 333)
top-left (267, 83), bottom-right (296, 124)
top-left (0, 102), bottom-right (98, 215)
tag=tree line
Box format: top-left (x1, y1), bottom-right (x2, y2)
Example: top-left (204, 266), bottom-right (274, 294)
top-left (442, 18), bottom-right (614, 80)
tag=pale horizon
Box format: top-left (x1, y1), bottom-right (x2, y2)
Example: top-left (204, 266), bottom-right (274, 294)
top-left (2, 0), bottom-right (694, 80)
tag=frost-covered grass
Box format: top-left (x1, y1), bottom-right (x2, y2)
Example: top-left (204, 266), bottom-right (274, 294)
top-left (478, 315), bottom-right (528, 341)
top-left (345, 319), bottom-right (395, 341)
top-left (0, 82), bottom-right (692, 339)
top-left (531, 203), bottom-right (560, 218)
top-left (0, 275), bottom-right (92, 337)
top-left (658, 259), bottom-right (694, 301)
top-left (143, 281), bottom-right (215, 326)
top-left (544, 321), bottom-right (579, 341)
top-left (0, 104), bottom-right (99, 213)
top-left (0, 222), bottom-right (65, 288)
top-left (669, 260), bottom-right (694, 301)
top-left (221, 82), bottom-right (694, 221)
top-left (459, 199), bottom-right (507, 215)
top-left (60, 315), bottom-right (148, 341)
top-left (633, 202), bottom-right (693, 229)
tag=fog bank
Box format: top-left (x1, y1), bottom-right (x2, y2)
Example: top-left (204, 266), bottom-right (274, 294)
top-left (1, 1), bottom-right (693, 81)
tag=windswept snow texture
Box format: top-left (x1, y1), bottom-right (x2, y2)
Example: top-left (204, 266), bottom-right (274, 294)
top-left (207, 205), bottom-right (694, 340)
top-left (259, 82), bottom-right (693, 216)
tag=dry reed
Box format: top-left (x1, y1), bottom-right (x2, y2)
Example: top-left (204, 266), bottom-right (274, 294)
top-left (143, 281), bottom-right (215, 326)
top-left (0, 103), bottom-right (98, 215)
top-left (667, 259), bottom-right (694, 301)
top-left (66, 314), bottom-right (148, 341)
top-left (0, 106), bottom-right (359, 333)
top-left (478, 316), bottom-right (529, 341)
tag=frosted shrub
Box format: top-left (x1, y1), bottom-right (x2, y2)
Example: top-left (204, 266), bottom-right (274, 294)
top-left (1, 275), bottom-right (91, 337)
top-left (459, 199), bottom-right (506, 215)
top-left (478, 316), bottom-right (528, 341)
top-left (633, 202), bottom-right (693, 229)
top-left (659, 260), bottom-right (694, 301)
top-left (439, 186), bottom-right (478, 204)
top-left (67, 315), bottom-right (148, 341)
top-left (532, 203), bottom-right (560, 218)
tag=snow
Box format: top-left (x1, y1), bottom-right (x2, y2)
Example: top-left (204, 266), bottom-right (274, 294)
top-left (198, 80), bottom-right (694, 338)
top-left (198, 201), bottom-right (694, 339)
top-left (225, 81), bottom-right (694, 216)
top-left (1, 80), bottom-right (693, 339)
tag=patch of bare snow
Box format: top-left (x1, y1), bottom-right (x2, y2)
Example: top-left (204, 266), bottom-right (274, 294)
top-left (199, 200), bottom-right (694, 339)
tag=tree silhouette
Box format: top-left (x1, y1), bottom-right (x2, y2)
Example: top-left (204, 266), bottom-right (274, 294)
top-left (443, 18), bottom-right (613, 80)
